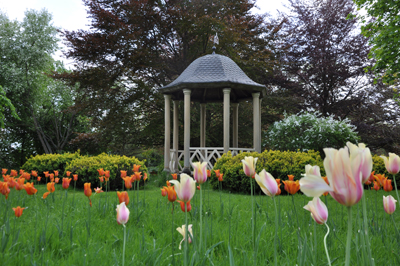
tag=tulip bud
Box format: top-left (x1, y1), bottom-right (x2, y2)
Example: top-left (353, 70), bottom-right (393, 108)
top-left (383, 195), bottom-right (397, 215)
top-left (116, 202), bottom-right (130, 225)
top-left (304, 197), bottom-right (328, 224)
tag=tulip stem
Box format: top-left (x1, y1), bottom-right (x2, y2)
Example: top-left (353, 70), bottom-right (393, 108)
top-left (272, 197), bottom-right (278, 266)
top-left (184, 202), bottom-right (188, 266)
top-left (122, 224), bottom-right (126, 266)
top-left (361, 192), bottom-right (374, 266)
top-left (250, 178), bottom-right (255, 250)
top-left (324, 223), bottom-right (332, 266)
top-left (199, 183), bottom-right (203, 254)
top-left (61, 189), bottom-right (67, 239)
top-left (391, 214), bottom-right (400, 239)
top-left (392, 174), bottom-right (400, 210)
top-left (345, 206), bottom-right (353, 266)
top-left (171, 203), bottom-right (175, 266)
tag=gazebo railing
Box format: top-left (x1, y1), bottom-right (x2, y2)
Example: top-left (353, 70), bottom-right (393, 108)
top-left (170, 147), bottom-right (255, 171)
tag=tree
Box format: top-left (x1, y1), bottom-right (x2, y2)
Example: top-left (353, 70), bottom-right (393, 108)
top-left (280, 0), bottom-right (376, 118)
top-left (274, 0), bottom-right (400, 153)
top-left (56, 0), bottom-right (284, 152)
top-left (0, 85), bottom-right (19, 128)
top-left (351, 0), bottom-right (400, 84)
top-left (0, 10), bottom-right (83, 167)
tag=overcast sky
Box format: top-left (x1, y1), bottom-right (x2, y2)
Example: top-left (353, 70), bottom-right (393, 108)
top-left (0, 0), bottom-right (288, 66)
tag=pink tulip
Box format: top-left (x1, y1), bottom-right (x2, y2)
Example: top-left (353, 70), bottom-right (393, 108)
top-left (242, 156), bottom-right (258, 178)
top-left (192, 162), bottom-right (208, 184)
top-left (177, 224), bottom-right (193, 250)
top-left (116, 202), bottom-right (130, 225)
top-left (300, 146), bottom-right (364, 207)
top-left (380, 153), bottom-right (400, 175)
top-left (383, 195), bottom-right (397, 215)
top-left (304, 197), bottom-right (328, 224)
top-left (347, 142), bottom-right (373, 183)
top-left (255, 169), bottom-right (279, 197)
top-left (304, 165), bottom-right (321, 176)
top-left (169, 173), bottom-right (196, 202)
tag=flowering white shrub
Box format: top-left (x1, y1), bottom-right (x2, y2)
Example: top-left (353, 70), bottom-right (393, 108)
top-left (264, 112), bottom-right (359, 154)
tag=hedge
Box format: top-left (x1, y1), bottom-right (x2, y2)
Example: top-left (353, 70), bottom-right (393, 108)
top-left (210, 150), bottom-right (395, 194)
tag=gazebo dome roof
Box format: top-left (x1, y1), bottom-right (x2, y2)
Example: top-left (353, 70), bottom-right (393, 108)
top-left (159, 53), bottom-right (267, 102)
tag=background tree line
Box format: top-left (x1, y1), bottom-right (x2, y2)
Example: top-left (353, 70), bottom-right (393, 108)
top-left (1, 0), bottom-right (399, 169)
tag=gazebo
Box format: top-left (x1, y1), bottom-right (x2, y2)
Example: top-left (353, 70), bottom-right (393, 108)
top-left (159, 50), bottom-right (267, 174)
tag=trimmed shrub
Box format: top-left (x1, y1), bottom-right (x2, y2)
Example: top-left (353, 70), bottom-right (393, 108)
top-left (65, 153), bottom-right (147, 190)
top-left (21, 151), bottom-right (81, 179)
top-left (210, 150), bottom-right (324, 194)
top-left (264, 112), bottom-right (359, 157)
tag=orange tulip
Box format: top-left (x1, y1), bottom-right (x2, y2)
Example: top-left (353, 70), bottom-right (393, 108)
top-left (47, 182), bottom-right (55, 193)
top-left (282, 179), bottom-right (300, 195)
top-left (49, 174), bottom-right (54, 182)
top-left (287, 175), bottom-right (295, 181)
top-left (97, 168), bottom-right (105, 176)
top-left (84, 183), bottom-right (92, 207)
top-left (383, 178), bottom-right (393, 192)
top-left (99, 176), bottom-right (104, 183)
top-left (42, 192), bottom-right (50, 199)
top-left (322, 176), bottom-right (330, 196)
top-left (66, 171), bottom-right (71, 177)
top-left (207, 170), bottom-right (211, 178)
top-left (197, 185), bottom-right (200, 190)
top-left (144, 172), bottom-right (148, 181)
top-left (133, 164), bottom-right (141, 173)
top-left (23, 172), bottom-right (31, 181)
top-left (55, 178), bottom-right (60, 184)
top-left (365, 171), bottom-right (375, 185)
top-left (218, 173), bottom-right (224, 182)
top-left (23, 182), bottom-right (37, 195)
top-left (120, 170), bottom-right (127, 178)
top-left (177, 200), bottom-right (191, 212)
top-left (15, 178), bottom-right (25, 191)
top-left (19, 169), bottom-right (24, 175)
top-left (163, 185), bottom-right (177, 202)
top-left (105, 170), bottom-right (110, 178)
top-left (166, 180), bottom-right (171, 186)
top-left (104, 176), bottom-right (109, 182)
top-left (12, 206), bottom-right (25, 218)
top-left (117, 191), bottom-right (130, 205)
top-left (31, 170), bottom-right (38, 177)
top-left (43, 171), bottom-right (49, 178)
top-left (171, 173), bottom-right (178, 180)
top-left (10, 170), bottom-right (17, 177)
top-left (73, 174), bottom-right (78, 181)
top-left (161, 187), bottom-right (167, 197)
top-left (62, 178), bottom-right (72, 189)
top-left (214, 169), bottom-right (221, 178)
top-left (54, 171), bottom-right (59, 177)
top-left (1, 169), bottom-right (7, 175)
top-left (7, 177), bottom-right (17, 189)
top-left (374, 174), bottom-right (386, 187)
top-left (276, 179), bottom-right (282, 195)
top-left (372, 181), bottom-right (380, 191)
top-left (0, 182), bottom-right (10, 199)
top-left (122, 176), bottom-right (133, 189)
top-left (134, 172), bottom-right (142, 181)
top-left (37, 176), bottom-right (41, 182)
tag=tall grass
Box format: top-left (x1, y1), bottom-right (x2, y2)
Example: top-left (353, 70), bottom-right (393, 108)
top-left (1, 176), bottom-right (399, 265)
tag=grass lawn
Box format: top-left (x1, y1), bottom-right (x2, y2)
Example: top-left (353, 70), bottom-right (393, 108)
top-left (1, 176), bottom-right (399, 265)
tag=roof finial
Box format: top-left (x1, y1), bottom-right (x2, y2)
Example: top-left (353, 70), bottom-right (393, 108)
top-left (212, 33), bottom-right (219, 54)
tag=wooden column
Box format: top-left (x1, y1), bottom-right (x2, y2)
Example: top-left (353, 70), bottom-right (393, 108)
top-left (232, 103), bottom-right (239, 148)
top-left (183, 89), bottom-right (191, 173)
top-left (252, 92), bottom-right (261, 153)
top-left (173, 100), bottom-right (179, 172)
top-left (223, 88), bottom-right (231, 153)
top-left (163, 94), bottom-right (171, 171)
